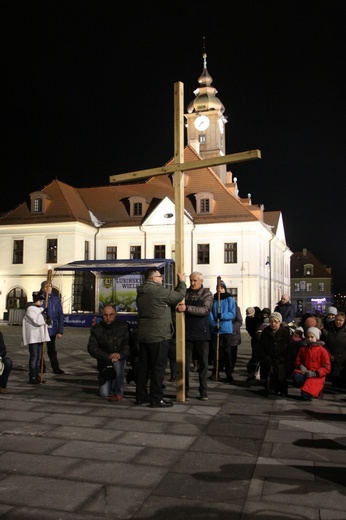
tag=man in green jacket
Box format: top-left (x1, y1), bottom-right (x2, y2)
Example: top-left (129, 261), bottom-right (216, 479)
top-left (135, 268), bottom-right (186, 408)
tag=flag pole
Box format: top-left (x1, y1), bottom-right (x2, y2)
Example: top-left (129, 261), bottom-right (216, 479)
top-left (215, 276), bottom-right (222, 381)
top-left (39, 267), bottom-right (52, 384)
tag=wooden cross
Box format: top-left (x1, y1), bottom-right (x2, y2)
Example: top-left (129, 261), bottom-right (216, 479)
top-left (110, 82), bottom-right (261, 401)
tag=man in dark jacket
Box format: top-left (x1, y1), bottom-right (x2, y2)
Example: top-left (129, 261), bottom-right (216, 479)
top-left (87, 304), bottom-right (130, 402)
top-left (40, 280), bottom-right (65, 374)
top-left (136, 268), bottom-right (186, 408)
top-left (274, 295), bottom-right (295, 325)
top-left (177, 271), bottom-right (213, 401)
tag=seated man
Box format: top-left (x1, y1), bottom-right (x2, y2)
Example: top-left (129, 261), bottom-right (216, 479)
top-left (87, 305), bottom-right (130, 402)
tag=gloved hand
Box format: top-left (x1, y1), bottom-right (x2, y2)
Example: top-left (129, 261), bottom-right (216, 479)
top-left (299, 365), bottom-right (308, 374)
top-left (42, 308), bottom-right (52, 326)
top-left (306, 370), bottom-right (317, 378)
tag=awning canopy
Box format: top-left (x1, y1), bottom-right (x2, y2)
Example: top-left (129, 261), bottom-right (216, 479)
top-left (54, 259), bottom-right (174, 273)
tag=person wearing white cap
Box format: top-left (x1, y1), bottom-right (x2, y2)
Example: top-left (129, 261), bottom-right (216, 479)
top-left (292, 326), bottom-right (331, 400)
top-left (259, 312), bottom-right (292, 396)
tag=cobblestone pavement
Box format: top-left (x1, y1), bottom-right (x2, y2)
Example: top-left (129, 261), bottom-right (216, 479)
top-left (0, 323), bottom-right (346, 519)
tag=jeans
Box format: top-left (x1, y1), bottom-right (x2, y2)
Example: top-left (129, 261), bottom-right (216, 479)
top-left (99, 359), bottom-right (126, 398)
top-left (0, 356), bottom-right (12, 389)
top-left (29, 343), bottom-right (43, 380)
top-left (292, 372), bottom-right (313, 400)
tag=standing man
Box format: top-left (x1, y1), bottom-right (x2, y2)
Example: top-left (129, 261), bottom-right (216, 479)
top-left (209, 281), bottom-right (237, 382)
top-left (136, 268), bottom-right (186, 408)
top-left (177, 272), bottom-right (213, 401)
top-left (274, 294), bottom-right (295, 326)
top-left (40, 280), bottom-right (65, 374)
top-left (87, 305), bottom-right (130, 402)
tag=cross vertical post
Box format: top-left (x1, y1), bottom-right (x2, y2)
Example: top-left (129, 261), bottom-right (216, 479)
top-left (173, 82), bottom-right (186, 401)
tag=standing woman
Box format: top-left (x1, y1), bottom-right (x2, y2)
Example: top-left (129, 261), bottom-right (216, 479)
top-left (0, 331), bottom-right (12, 394)
top-left (259, 312), bottom-right (292, 396)
top-left (325, 312), bottom-right (346, 389)
top-left (22, 292), bottom-right (50, 384)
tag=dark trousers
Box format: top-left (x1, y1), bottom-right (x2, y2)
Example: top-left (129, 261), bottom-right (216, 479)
top-left (136, 340), bottom-right (169, 404)
top-left (46, 335), bottom-right (60, 371)
top-left (185, 340), bottom-right (209, 396)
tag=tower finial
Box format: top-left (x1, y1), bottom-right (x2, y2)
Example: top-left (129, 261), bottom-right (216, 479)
top-left (202, 36), bottom-right (207, 68)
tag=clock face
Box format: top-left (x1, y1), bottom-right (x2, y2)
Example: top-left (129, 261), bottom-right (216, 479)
top-left (194, 115), bottom-right (210, 131)
top-left (218, 118), bottom-right (224, 134)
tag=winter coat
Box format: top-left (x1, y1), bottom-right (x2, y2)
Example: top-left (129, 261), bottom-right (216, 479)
top-left (0, 331), bottom-right (8, 358)
top-left (41, 292), bottom-right (64, 337)
top-left (259, 324), bottom-right (292, 380)
top-left (136, 280), bottom-right (186, 343)
top-left (185, 286), bottom-right (213, 341)
top-left (229, 306), bottom-right (243, 347)
top-left (209, 292), bottom-right (236, 335)
top-left (292, 341), bottom-right (331, 397)
top-left (274, 301), bottom-right (295, 324)
top-left (245, 307), bottom-right (261, 338)
top-left (22, 304), bottom-right (50, 345)
top-left (87, 318), bottom-right (130, 373)
top-left (325, 323), bottom-right (346, 379)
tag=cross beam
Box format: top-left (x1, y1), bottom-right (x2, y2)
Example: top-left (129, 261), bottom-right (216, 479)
top-left (109, 149), bottom-right (261, 184)
top-left (109, 81), bottom-right (261, 402)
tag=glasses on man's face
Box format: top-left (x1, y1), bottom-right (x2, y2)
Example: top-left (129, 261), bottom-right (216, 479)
top-left (103, 313), bottom-right (115, 317)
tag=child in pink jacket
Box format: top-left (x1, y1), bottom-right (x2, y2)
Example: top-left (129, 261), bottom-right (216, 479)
top-left (292, 327), bottom-right (331, 401)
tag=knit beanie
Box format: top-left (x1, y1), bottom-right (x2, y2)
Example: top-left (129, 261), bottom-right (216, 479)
top-left (327, 306), bottom-right (337, 316)
top-left (269, 312), bottom-right (282, 323)
top-left (306, 327), bottom-right (321, 341)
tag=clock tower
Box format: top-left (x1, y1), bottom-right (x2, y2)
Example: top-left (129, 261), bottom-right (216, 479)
top-left (185, 51), bottom-right (228, 182)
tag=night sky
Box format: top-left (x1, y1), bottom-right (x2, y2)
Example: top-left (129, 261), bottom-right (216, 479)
top-left (2, 1), bottom-right (346, 292)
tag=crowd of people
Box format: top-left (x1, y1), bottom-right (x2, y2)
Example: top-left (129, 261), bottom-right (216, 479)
top-left (1, 279), bottom-right (345, 406)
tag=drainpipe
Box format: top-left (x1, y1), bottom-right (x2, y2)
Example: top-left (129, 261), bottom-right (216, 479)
top-left (268, 235), bottom-right (274, 310)
top-left (139, 225), bottom-right (146, 258)
top-left (94, 228), bottom-right (100, 260)
top-left (190, 222), bottom-right (196, 273)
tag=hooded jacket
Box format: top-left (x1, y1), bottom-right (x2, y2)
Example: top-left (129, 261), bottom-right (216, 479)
top-left (292, 340), bottom-right (331, 397)
top-left (209, 291), bottom-right (236, 335)
top-left (136, 279), bottom-right (186, 343)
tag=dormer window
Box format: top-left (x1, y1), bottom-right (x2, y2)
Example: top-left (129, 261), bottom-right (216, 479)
top-left (129, 196), bottom-right (146, 217)
top-left (29, 191), bottom-right (51, 214)
top-left (195, 192), bottom-right (215, 214)
top-left (304, 264), bottom-right (314, 276)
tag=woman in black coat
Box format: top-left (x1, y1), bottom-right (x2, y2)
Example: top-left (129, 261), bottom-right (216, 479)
top-left (259, 312), bottom-right (292, 396)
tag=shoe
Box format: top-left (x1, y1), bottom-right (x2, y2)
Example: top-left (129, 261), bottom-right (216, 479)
top-left (126, 368), bottom-right (135, 384)
top-left (199, 395), bottom-right (208, 401)
top-left (318, 391), bottom-right (324, 399)
top-left (185, 394), bottom-right (190, 401)
top-left (29, 378), bottom-right (42, 385)
top-left (135, 398), bottom-right (150, 405)
top-left (0, 387), bottom-right (8, 394)
top-left (150, 399), bottom-right (174, 408)
top-left (109, 395), bottom-right (123, 402)
top-left (53, 369), bottom-right (65, 375)
top-left (169, 376), bottom-right (176, 382)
